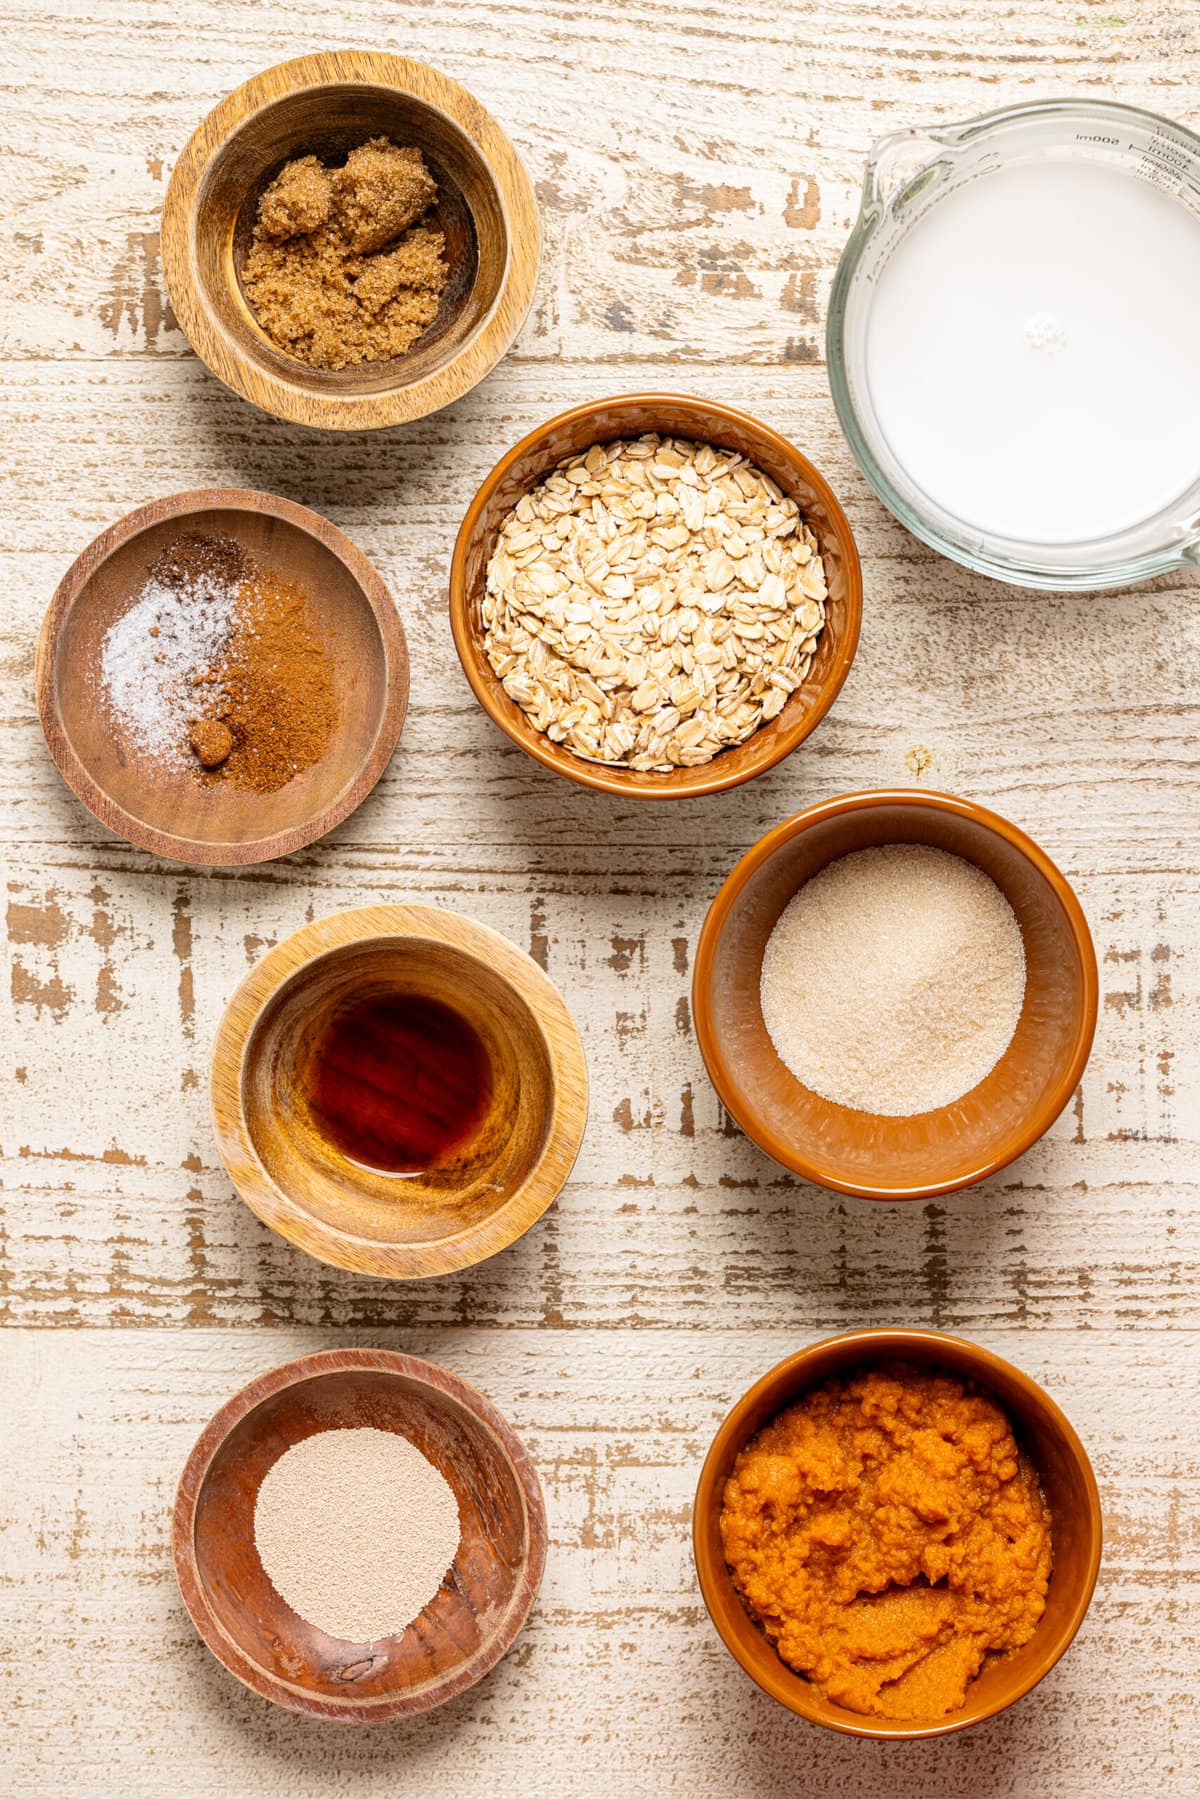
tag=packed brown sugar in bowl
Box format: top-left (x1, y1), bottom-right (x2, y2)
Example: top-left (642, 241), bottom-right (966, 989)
top-left (242, 138), bottom-right (449, 369)
top-left (719, 1366), bottom-right (1052, 1720)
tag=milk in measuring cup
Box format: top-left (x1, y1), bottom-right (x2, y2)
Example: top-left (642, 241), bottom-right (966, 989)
top-left (864, 160), bottom-right (1200, 544)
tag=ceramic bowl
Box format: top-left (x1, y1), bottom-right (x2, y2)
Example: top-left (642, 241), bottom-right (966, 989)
top-left (210, 904), bottom-right (588, 1278)
top-left (35, 488), bottom-right (407, 865)
top-left (693, 1327), bottom-right (1103, 1739)
top-left (448, 393), bottom-right (862, 798)
top-left (693, 789), bottom-right (1097, 1198)
top-left (161, 51), bottom-right (540, 430)
top-left (173, 1348), bottom-right (547, 1720)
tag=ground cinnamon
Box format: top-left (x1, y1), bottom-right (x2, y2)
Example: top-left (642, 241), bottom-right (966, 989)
top-left (191, 565), bottom-right (340, 794)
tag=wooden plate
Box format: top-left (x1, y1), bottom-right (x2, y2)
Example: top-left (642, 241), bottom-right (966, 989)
top-left (161, 52), bottom-right (541, 430)
top-left (210, 904), bottom-right (589, 1278)
top-left (35, 488), bottom-right (408, 865)
top-left (173, 1348), bottom-right (548, 1721)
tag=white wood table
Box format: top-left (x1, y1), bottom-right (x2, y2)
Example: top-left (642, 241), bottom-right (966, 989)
top-left (3, 4), bottom-right (1198, 1793)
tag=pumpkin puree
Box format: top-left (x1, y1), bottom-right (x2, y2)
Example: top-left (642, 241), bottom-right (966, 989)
top-left (720, 1366), bottom-right (1052, 1719)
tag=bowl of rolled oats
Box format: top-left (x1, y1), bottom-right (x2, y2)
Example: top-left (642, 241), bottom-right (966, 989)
top-left (448, 395), bottom-right (863, 796)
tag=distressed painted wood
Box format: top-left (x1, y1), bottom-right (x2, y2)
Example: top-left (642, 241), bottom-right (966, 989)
top-left (2, 1), bottom-right (1200, 1793)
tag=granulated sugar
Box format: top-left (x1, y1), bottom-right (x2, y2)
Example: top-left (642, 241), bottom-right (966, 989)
top-left (253, 1426), bottom-right (461, 1644)
top-left (760, 844), bottom-right (1026, 1116)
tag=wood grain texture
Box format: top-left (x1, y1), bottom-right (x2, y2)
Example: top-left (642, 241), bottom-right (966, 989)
top-left (3, 1), bottom-right (1200, 1793)
top-left (210, 904), bottom-right (588, 1277)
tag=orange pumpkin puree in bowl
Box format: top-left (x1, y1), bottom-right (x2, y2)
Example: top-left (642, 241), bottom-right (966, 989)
top-left (719, 1365), bottom-right (1052, 1720)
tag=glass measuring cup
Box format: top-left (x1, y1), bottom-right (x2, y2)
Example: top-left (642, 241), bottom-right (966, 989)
top-left (827, 99), bottom-right (1200, 590)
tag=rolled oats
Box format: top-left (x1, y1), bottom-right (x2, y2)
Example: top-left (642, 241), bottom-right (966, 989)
top-left (482, 434), bottom-right (829, 772)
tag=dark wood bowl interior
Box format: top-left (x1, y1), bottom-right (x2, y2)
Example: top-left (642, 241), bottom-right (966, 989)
top-left (174, 1350), bottom-right (547, 1720)
top-left (39, 492), bottom-right (405, 863)
top-left (196, 84), bottom-right (506, 396)
top-left (695, 792), bottom-right (1097, 1197)
top-left (243, 936), bottom-right (554, 1247)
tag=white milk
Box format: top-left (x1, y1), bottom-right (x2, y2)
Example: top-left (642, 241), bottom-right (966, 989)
top-left (864, 160), bottom-right (1200, 544)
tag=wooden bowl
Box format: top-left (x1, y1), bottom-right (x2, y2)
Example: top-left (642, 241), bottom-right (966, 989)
top-left (211, 904), bottom-right (588, 1278)
top-left (448, 394), bottom-right (863, 798)
top-left (693, 789), bottom-right (1098, 1198)
top-left (162, 52), bottom-right (540, 430)
top-left (173, 1348), bottom-right (547, 1720)
top-left (35, 489), bottom-right (407, 865)
top-left (693, 1328), bottom-right (1103, 1739)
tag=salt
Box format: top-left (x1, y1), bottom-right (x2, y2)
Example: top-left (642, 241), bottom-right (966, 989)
top-left (760, 845), bottom-right (1026, 1117)
top-left (99, 568), bottom-right (236, 767)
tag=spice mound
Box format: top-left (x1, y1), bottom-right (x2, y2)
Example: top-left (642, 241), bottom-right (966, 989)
top-left (254, 1426), bottom-right (461, 1644)
top-left (243, 138), bottom-right (448, 369)
top-left (99, 530), bottom-right (339, 793)
top-left (760, 844), bottom-right (1026, 1116)
top-left (482, 434), bottom-right (828, 772)
top-left (720, 1366), bottom-right (1052, 1720)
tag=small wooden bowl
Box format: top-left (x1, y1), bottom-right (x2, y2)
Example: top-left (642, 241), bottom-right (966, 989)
top-left (35, 489), bottom-right (407, 865)
top-left (173, 1348), bottom-right (547, 1720)
top-left (211, 904), bottom-right (588, 1278)
top-left (693, 789), bottom-right (1098, 1198)
top-left (449, 394), bottom-right (863, 798)
top-left (693, 1328), bottom-right (1103, 1739)
top-left (162, 52), bottom-right (540, 430)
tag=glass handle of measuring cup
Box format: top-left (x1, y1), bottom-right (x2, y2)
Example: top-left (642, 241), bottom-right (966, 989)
top-left (862, 129), bottom-right (952, 215)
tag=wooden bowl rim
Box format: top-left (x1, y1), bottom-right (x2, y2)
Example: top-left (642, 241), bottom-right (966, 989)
top-left (691, 1327), bottom-right (1104, 1740)
top-left (161, 51), bottom-right (541, 430)
top-left (172, 1346), bottom-right (548, 1721)
top-left (34, 487), bottom-right (408, 866)
top-left (692, 787), bottom-right (1099, 1198)
top-left (209, 903), bottom-right (589, 1277)
top-left (448, 392), bottom-right (864, 798)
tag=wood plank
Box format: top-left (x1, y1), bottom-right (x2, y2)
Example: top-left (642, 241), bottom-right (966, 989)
top-left (1, 1327), bottom-right (1196, 1796)
top-left (4, 2), bottom-right (1200, 1789)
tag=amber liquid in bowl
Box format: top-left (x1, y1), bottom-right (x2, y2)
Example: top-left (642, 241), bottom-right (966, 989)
top-left (301, 990), bottom-right (494, 1175)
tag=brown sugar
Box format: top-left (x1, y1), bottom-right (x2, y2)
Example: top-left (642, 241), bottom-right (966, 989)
top-left (256, 154), bottom-right (332, 238)
top-left (243, 138), bottom-right (447, 369)
top-left (719, 1365), bottom-right (1052, 1720)
top-left (331, 139), bottom-right (437, 254)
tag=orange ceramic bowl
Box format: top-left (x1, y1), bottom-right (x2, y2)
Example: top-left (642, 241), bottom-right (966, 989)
top-left (448, 393), bottom-right (862, 798)
top-left (693, 789), bottom-right (1098, 1199)
top-left (693, 1328), bottom-right (1103, 1740)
